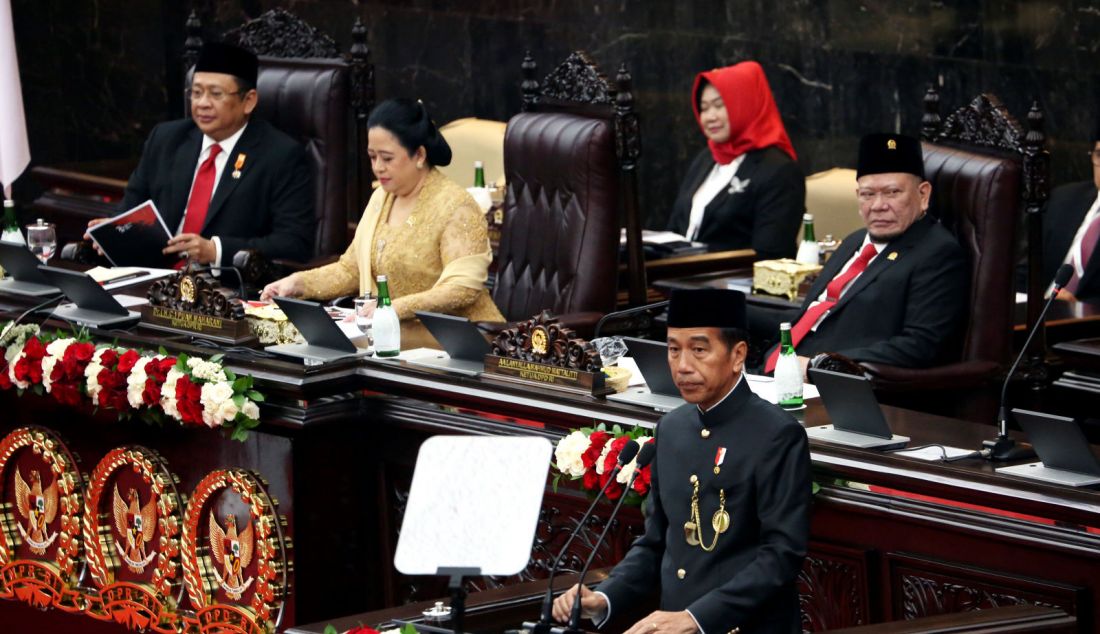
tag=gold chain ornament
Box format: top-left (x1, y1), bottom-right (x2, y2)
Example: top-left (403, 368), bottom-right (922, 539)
top-left (683, 476), bottom-right (729, 551)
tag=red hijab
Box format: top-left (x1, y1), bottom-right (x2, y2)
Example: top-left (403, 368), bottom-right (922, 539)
top-left (692, 61), bottom-right (797, 164)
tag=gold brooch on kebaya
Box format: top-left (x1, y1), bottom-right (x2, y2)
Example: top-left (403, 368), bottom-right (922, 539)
top-left (232, 153), bottom-right (246, 179)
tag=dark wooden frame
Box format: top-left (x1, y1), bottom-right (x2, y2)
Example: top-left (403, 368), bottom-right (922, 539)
top-left (519, 50), bottom-right (648, 307)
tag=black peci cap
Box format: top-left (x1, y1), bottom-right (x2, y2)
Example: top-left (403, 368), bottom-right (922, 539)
top-left (666, 288), bottom-right (747, 330)
top-left (856, 133), bottom-right (924, 180)
top-left (194, 41), bottom-right (258, 87)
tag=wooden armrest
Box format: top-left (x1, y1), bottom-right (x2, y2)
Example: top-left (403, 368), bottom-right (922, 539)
top-left (861, 359), bottom-right (1003, 391)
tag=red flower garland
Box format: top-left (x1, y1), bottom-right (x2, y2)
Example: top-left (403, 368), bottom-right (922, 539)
top-left (49, 341), bottom-right (95, 407)
top-left (174, 374), bottom-right (204, 426)
top-left (13, 336), bottom-right (46, 385)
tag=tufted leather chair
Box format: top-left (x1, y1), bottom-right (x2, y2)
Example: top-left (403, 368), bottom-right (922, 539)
top-left (248, 59), bottom-right (349, 261)
top-left (494, 112), bottom-right (620, 322)
top-left (860, 93), bottom-right (1047, 423)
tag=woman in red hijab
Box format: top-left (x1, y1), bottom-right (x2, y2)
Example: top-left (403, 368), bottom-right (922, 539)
top-left (666, 61), bottom-right (805, 259)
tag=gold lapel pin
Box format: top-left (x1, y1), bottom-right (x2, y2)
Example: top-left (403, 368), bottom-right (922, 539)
top-left (232, 153), bottom-right (246, 179)
top-left (887, 251), bottom-right (898, 261)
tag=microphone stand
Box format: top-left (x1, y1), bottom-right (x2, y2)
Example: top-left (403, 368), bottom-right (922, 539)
top-left (983, 273), bottom-right (1069, 461)
top-left (565, 466), bottom-right (648, 634)
top-left (529, 442), bottom-right (639, 634)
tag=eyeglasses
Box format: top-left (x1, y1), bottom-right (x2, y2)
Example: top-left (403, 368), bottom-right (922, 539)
top-left (1087, 150), bottom-right (1100, 167)
top-left (187, 87), bottom-right (243, 103)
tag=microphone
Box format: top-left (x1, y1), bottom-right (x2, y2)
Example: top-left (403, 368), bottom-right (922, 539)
top-left (567, 441), bottom-right (657, 633)
top-left (983, 263), bottom-right (1074, 461)
top-left (593, 300), bottom-right (670, 339)
top-left (530, 440), bottom-right (639, 634)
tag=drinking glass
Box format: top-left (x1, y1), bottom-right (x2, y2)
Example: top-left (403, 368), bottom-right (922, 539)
top-left (353, 294), bottom-right (377, 335)
top-left (26, 219), bottom-right (56, 265)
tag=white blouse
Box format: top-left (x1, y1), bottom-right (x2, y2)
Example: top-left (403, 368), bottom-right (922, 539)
top-left (685, 154), bottom-right (745, 240)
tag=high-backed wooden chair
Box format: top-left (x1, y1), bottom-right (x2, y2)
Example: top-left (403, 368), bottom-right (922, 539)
top-left (492, 51), bottom-right (646, 334)
top-left (859, 89), bottom-right (1049, 422)
top-left (185, 8), bottom-right (375, 274)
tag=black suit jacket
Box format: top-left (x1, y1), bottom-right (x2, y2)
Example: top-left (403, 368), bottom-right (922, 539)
top-left (755, 215), bottom-right (969, 367)
top-left (667, 146), bottom-right (805, 260)
top-left (1040, 181), bottom-right (1100, 301)
top-left (120, 118), bottom-right (315, 263)
top-left (598, 379), bottom-right (811, 634)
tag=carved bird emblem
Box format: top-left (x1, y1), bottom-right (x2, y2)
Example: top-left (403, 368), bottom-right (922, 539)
top-left (112, 485), bottom-right (157, 572)
top-left (209, 513), bottom-right (254, 599)
top-left (15, 469), bottom-right (59, 555)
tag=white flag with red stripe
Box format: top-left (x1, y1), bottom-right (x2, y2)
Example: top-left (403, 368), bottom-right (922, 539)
top-left (0, 0), bottom-right (28, 198)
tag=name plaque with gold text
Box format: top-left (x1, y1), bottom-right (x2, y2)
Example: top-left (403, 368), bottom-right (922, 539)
top-left (140, 268), bottom-right (256, 344)
top-left (482, 311), bottom-right (612, 396)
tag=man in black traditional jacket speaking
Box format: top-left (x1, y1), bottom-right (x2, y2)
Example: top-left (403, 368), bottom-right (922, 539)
top-left (553, 288), bottom-right (812, 633)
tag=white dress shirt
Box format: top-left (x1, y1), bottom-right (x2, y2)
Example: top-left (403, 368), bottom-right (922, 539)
top-left (806, 235), bottom-right (884, 332)
top-left (1060, 190), bottom-right (1100, 281)
top-left (686, 155), bottom-right (746, 241)
top-left (179, 123), bottom-right (248, 267)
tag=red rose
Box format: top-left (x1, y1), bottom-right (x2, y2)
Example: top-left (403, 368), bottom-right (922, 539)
top-left (117, 349), bottom-right (140, 374)
top-left (346, 626), bottom-right (381, 634)
top-left (69, 341), bottom-right (94, 363)
top-left (52, 382), bottom-right (82, 407)
top-left (22, 336), bottom-right (45, 359)
top-left (0, 361), bottom-right (10, 390)
top-left (632, 463), bottom-right (652, 495)
top-left (175, 376), bottom-right (204, 425)
top-left (142, 380), bottom-right (161, 406)
top-left (581, 430), bottom-right (612, 470)
top-left (98, 348), bottom-right (119, 369)
top-left (582, 468), bottom-right (601, 491)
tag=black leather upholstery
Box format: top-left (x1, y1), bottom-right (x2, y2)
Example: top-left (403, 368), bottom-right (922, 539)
top-left (922, 141), bottom-right (1019, 366)
top-left (494, 112), bottom-right (621, 321)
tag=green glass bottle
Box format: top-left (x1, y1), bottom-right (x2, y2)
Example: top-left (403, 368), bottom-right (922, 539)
top-left (796, 213), bottom-right (819, 264)
top-left (373, 275), bottom-right (401, 357)
top-left (1, 200), bottom-right (23, 245)
top-left (774, 322), bottom-right (804, 409)
top-left (473, 160), bottom-right (486, 188)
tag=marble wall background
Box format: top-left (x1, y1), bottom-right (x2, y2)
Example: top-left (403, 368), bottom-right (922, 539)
top-left (11, 0), bottom-right (1100, 228)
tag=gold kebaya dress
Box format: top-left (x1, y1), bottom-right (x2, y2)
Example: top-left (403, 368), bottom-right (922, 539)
top-left (296, 168), bottom-right (503, 349)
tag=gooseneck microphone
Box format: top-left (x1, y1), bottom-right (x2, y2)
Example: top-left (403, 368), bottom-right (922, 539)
top-left (530, 440), bottom-right (640, 634)
top-left (983, 263), bottom-right (1074, 461)
top-left (567, 441), bottom-right (657, 633)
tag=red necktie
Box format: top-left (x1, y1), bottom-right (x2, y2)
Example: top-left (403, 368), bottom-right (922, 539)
top-left (1064, 213), bottom-right (1100, 294)
top-left (182, 144), bottom-right (222, 236)
top-left (765, 242), bottom-right (879, 373)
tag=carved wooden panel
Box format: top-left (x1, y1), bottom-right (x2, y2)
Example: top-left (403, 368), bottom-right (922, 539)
top-left (887, 553), bottom-right (1083, 623)
top-left (224, 8), bottom-right (340, 59)
top-left (539, 51), bottom-right (614, 106)
top-left (935, 94), bottom-right (1024, 154)
top-left (798, 541), bottom-right (872, 632)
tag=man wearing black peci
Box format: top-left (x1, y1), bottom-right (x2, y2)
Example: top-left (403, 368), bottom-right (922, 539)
top-left (756, 133), bottom-right (969, 378)
top-left (86, 42), bottom-right (315, 267)
top-left (553, 288), bottom-right (812, 633)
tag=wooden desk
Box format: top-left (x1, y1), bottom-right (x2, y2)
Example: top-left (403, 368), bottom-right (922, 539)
top-left (0, 289), bottom-right (1099, 632)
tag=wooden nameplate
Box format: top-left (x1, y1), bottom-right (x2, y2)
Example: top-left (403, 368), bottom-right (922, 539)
top-left (483, 355), bottom-right (612, 397)
top-left (140, 305), bottom-right (257, 345)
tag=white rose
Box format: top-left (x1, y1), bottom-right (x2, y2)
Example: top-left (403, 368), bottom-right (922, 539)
top-left (594, 440), bottom-right (614, 476)
top-left (161, 369), bottom-right (184, 419)
top-left (84, 362), bottom-right (104, 398)
top-left (554, 430), bottom-right (591, 478)
top-left (45, 338), bottom-right (74, 357)
top-left (216, 398), bottom-right (240, 424)
top-left (126, 357), bottom-right (153, 408)
top-left (41, 356), bottom-right (59, 391)
top-left (200, 381), bottom-right (235, 410)
top-left (241, 400), bottom-right (260, 421)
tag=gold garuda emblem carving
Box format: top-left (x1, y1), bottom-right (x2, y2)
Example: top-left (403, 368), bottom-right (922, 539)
top-left (209, 513), bottom-right (255, 600)
top-left (112, 485), bottom-right (157, 573)
top-left (15, 469), bottom-right (59, 555)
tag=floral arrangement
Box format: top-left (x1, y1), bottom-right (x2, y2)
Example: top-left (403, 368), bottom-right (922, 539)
top-left (552, 423), bottom-right (653, 504)
top-left (0, 322), bottom-right (264, 441)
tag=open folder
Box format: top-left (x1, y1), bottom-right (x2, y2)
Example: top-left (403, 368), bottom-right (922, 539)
top-left (87, 200), bottom-right (175, 269)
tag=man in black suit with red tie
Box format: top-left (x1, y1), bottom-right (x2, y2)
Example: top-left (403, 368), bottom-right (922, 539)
top-left (87, 42), bottom-right (314, 267)
top-left (1037, 131), bottom-right (1100, 303)
top-left (755, 133), bottom-right (969, 377)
